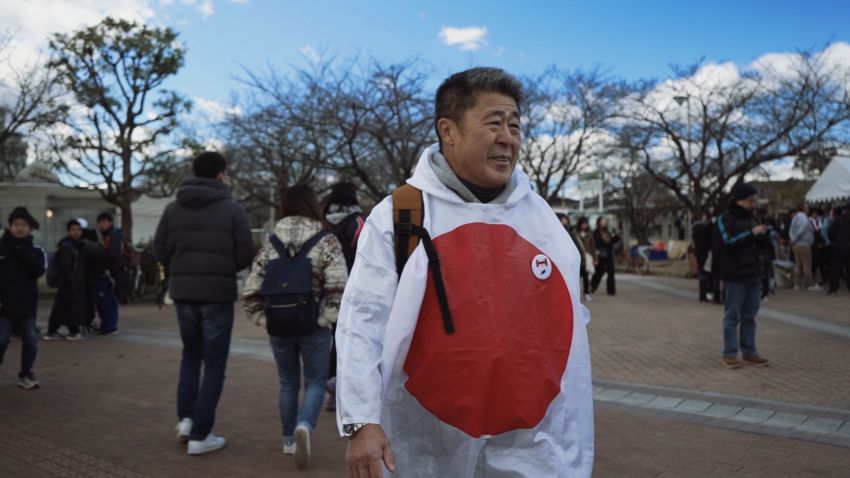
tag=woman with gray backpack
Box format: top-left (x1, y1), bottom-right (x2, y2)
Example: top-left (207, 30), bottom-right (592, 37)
top-left (242, 185), bottom-right (348, 470)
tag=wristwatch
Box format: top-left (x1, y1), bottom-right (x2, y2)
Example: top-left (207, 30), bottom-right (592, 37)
top-left (343, 423), bottom-right (368, 438)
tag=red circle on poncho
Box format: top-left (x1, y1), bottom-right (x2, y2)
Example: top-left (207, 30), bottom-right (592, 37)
top-left (403, 223), bottom-right (574, 438)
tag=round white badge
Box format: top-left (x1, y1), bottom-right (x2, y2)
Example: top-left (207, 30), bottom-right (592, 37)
top-left (531, 254), bottom-right (552, 280)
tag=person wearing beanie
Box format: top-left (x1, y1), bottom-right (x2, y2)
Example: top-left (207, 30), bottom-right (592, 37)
top-left (0, 207), bottom-right (47, 389)
top-left (711, 183), bottom-right (771, 369)
top-left (789, 204), bottom-right (820, 291)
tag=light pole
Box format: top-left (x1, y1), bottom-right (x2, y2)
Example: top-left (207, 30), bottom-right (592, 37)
top-left (674, 95), bottom-right (693, 241)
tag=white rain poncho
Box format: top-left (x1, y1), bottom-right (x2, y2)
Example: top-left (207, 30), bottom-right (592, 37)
top-left (336, 144), bottom-right (594, 477)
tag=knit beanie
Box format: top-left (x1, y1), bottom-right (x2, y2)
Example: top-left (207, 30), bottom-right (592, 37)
top-left (730, 183), bottom-right (758, 201)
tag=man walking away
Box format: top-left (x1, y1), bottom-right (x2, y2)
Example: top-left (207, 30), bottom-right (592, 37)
top-left (713, 183), bottom-right (771, 369)
top-left (789, 205), bottom-right (821, 291)
top-left (828, 203), bottom-right (850, 294)
top-left (154, 151), bottom-right (255, 456)
top-left (46, 220), bottom-right (89, 340)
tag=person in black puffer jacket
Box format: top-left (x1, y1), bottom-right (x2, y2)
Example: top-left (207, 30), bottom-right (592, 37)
top-left (0, 207), bottom-right (47, 389)
top-left (154, 151), bottom-right (255, 455)
top-left (691, 210), bottom-right (713, 302)
top-left (711, 183), bottom-right (771, 369)
top-left (46, 219), bottom-right (90, 340)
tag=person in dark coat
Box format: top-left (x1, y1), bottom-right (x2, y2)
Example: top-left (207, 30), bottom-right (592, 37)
top-left (0, 207), bottom-right (47, 389)
top-left (91, 212), bottom-right (129, 335)
top-left (827, 203), bottom-right (850, 294)
top-left (591, 216), bottom-right (619, 296)
top-left (712, 183), bottom-right (771, 369)
top-left (691, 210), bottom-right (713, 302)
top-left (45, 220), bottom-right (89, 340)
top-left (154, 151), bottom-right (255, 455)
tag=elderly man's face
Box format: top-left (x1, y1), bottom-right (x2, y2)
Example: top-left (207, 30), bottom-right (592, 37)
top-left (440, 91), bottom-right (521, 188)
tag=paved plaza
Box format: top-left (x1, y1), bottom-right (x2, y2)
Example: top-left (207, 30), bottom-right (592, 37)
top-left (1, 274), bottom-right (849, 477)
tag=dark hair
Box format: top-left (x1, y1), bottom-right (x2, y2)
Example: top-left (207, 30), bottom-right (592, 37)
top-left (281, 184), bottom-right (323, 221)
top-left (434, 67), bottom-right (523, 149)
top-left (66, 219), bottom-right (82, 231)
top-left (577, 216), bottom-right (590, 230)
top-left (692, 210), bottom-right (704, 221)
top-left (323, 182), bottom-right (359, 215)
top-left (192, 151), bottom-right (227, 179)
top-left (96, 212), bottom-right (113, 223)
top-left (8, 207), bottom-right (39, 230)
top-left (596, 216), bottom-right (608, 230)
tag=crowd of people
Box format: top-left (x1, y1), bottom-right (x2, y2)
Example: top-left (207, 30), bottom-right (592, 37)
top-left (559, 214), bottom-right (622, 300)
top-left (0, 208), bottom-right (131, 390)
top-left (692, 197), bottom-right (850, 305)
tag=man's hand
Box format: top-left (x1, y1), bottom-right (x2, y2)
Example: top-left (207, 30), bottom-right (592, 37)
top-left (347, 424), bottom-right (396, 478)
top-left (752, 224), bottom-right (769, 236)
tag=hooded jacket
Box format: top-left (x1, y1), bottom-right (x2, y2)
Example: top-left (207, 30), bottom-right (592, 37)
top-left (154, 177), bottom-right (255, 303)
top-left (335, 144), bottom-right (594, 477)
top-left (0, 232), bottom-right (47, 318)
top-left (242, 215), bottom-right (348, 328)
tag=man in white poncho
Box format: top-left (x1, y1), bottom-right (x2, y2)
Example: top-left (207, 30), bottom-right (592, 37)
top-left (336, 67), bottom-right (594, 478)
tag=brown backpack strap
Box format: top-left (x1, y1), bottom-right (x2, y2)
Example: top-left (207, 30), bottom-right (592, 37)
top-left (392, 184), bottom-right (424, 274)
top-left (392, 184), bottom-right (454, 334)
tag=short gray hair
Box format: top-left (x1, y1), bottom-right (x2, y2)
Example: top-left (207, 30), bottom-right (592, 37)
top-left (434, 67), bottom-right (522, 147)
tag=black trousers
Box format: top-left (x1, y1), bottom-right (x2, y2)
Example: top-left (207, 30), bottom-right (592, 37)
top-left (580, 265), bottom-right (590, 295)
top-left (829, 245), bottom-right (850, 292)
top-left (591, 255), bottom-right (616, 295)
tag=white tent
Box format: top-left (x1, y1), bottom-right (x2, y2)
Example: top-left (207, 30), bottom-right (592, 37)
top-left (806, 156), bottom-right (850, 204)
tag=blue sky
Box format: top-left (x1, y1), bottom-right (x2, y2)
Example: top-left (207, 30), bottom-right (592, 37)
top-left (155, 0), bottom-right (850, 104)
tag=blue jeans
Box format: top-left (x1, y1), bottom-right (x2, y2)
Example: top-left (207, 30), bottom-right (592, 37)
top-left (0, 315), bottom-right (38, 378)
top-left (269, 327), bottom-right (332, 440)
top-left (723, 279), bottom-right (761, 357)
top-left (93, 277), bottom-right (119, 333)
top-left (175, 302), bottom-right (234, 440)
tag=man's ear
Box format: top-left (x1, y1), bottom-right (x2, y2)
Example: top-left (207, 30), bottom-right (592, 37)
top-left (437, 118), bottom-right (459, 147)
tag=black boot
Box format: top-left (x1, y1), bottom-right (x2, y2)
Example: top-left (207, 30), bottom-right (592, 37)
top-left (698, 280), bottom-right (709, 302)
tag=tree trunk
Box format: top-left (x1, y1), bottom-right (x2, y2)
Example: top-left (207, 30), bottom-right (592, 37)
top-left (120, 200), bottom-right (133, 245)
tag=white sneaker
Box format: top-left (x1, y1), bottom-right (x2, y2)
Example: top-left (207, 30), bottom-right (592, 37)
top-left (294, 424), bottom-right (311, 469)
top-left (66, 334), bottom-right (85, 341)
top-left (808, 284), bottom-right (823, 291)
top-left (187, 433), bottom-right (226, 455)
top-left (584, 294), bottom-right (592, 302)
top-left (176, 418), bottom-right (193, 442)
top-left (283, 441), bottom-right (296, 455)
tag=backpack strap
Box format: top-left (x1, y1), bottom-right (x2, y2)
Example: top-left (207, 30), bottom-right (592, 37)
top-left (296, 231), bottom-right (330, 258)
top-left (268, 234), bottom-right (290, 258)
top-left (392, 185), bottom-right (454, 334)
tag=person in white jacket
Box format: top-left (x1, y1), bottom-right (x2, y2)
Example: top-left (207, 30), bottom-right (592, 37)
top-left (336, 67), bottom-right (594, 478)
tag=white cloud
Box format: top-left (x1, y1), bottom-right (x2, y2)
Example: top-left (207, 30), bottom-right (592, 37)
top-left (197, 0), bottom-right (214, 17)
top-left (230, 0), bottom-right (249, 4)
top-left (299, 45), bottom-right (321, 64)
top-left (0, 0), bottom-right (155, 79)
top-left (195, 97), bottom-right (241, 121)
top-left (438, 26), bottom-right (488, 51)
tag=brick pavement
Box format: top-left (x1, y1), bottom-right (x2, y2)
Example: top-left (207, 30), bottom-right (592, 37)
top-left (587, 275), bottom-right (850, 409)
top-left (0, 278), bottom-right (847, 477)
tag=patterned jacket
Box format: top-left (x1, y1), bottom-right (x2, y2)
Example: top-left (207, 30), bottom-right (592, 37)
top-left (242, 216), bottom-right (348, 328)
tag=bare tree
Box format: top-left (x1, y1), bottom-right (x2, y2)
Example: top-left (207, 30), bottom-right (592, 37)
top-left (0, 32), bottom-right (66, 180)
top-left (48, 17), bottom-right (191, 240)
top-left (520, 67), bottom-right (624, 202)
top-left (320, 58), bottom-right (434, 201)
top-left (617, 52), bottom-right (850, 213)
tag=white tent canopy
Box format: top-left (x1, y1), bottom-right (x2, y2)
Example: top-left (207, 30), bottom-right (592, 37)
top-left (806, 156), bottom-right (850, 204)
